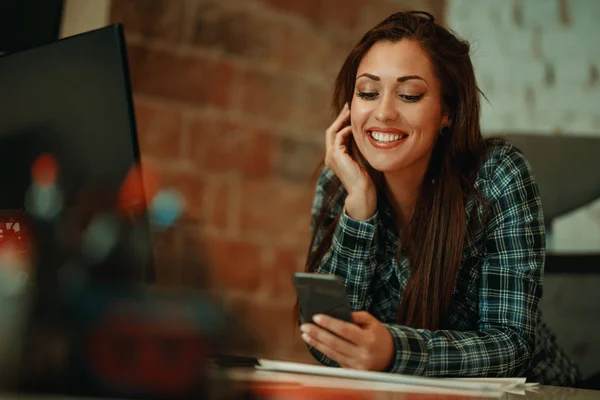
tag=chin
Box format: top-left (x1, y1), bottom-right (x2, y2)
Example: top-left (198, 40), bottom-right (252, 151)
top-left (363, 156), bottom-right (408, 174)
top-left (355, 139), bottom-right (413, 174)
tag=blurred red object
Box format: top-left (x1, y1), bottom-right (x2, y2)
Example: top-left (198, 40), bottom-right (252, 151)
top-left (118, 163), bottom-right (158, 217)
top-left (251, 384), bottom-right (490, 400)
top-left (251, 385), bottom-right (372, 400)
top-left (31, 153), bottom-right (59, 186)
top-left (0, 212), bottom-right (31, 255)
top-left (89, 308), bottom-right (205, 396)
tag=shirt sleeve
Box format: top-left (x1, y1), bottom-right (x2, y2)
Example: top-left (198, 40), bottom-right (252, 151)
top-left (383, 149), bottom-right (545, 377)
top-left (302, 167), bottom-right (381, 367)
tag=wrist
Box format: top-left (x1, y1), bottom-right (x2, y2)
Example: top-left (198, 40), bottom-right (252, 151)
top-left (344, 186), bottom-right (377, 221)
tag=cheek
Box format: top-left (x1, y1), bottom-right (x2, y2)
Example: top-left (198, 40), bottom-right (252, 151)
top-left (349, 102), bottom-right (370, 132)
top-left (404, 103), bottom-right (442, 137)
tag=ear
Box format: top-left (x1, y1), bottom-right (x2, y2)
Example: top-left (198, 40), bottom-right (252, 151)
top-left (441, 107), bottom-right (451, 127)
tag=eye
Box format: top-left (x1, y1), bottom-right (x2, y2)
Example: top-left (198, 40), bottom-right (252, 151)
top-left (399, 94), bottom-right (424, 103)
top-left (357, 91), bottom-right (378, 100)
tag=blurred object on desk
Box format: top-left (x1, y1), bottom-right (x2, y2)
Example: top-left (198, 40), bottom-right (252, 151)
top-left (0, 22), bottom-right (258, 400)
top-left (7, 166), bottom-right (234, 398)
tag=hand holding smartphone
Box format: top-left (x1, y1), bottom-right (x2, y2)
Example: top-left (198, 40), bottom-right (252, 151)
top-left (293, 272), bottom-right (353, 323)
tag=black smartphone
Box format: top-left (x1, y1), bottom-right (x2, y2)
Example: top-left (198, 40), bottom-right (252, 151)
top-left (293, 272), bottom-right (353, 323)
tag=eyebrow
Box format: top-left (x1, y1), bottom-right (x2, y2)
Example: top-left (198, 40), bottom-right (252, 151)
top-left (356, 73), bottom-right (427, 83)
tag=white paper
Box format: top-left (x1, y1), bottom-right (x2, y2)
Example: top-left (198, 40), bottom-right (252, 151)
top-left (450, 377), bottom-right (527, 385)
top-left (229, 369), bottom-right (507, 398)
top-left (256, 359), bottom-right (533, 395)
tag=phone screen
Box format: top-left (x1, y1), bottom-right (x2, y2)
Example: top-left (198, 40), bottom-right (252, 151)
top-left (293, 273), bottom-right (353, 323)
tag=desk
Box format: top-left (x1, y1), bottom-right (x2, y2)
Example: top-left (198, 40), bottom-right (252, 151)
top-left (227, 368), bottom-right (600, 400)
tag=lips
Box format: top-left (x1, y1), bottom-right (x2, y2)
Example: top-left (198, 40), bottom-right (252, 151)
top-left (366, 127), bottom-right (409, 149)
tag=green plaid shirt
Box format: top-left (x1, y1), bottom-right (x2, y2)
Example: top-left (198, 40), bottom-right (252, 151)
top-left (306, 141), bottom-right (580, 387)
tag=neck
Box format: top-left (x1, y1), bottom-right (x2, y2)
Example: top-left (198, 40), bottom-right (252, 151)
top-left (384, 157), bottom-right (431, 228)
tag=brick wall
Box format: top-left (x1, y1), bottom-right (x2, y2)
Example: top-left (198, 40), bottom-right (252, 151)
top-left (110, 0), bottom-right (445, 361)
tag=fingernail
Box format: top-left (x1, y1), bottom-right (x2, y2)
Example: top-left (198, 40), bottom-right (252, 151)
top-left (300, 324), bottom-right (310, 333)
top-left (301, 333), bottom-right (310, 342)
top-left (313, 315), bottom-right (323, 324)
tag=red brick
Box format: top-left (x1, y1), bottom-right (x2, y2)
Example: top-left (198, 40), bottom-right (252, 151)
top-left (294, 81), bottom-right (335, 132)
top-left (155, 169), bottom-right (206, 222)
top-left (204, 238), bottom-right (263, 291)
top-left (238, 69), bottom-right (296, 122)
top-left (110, 0), bottom-right (186, 41)
top-left (265, 247), bottom-right (307, 298)
top-left (190, 116), bottom-right (271, 175)
top-left (324, 35), bottom-right (356, 77)
top-left (151, 220), bottom-right (205, 287)
top-left (126, 44), bottom-right (235, 108)
top-left (239, 70), bottom-right (298, 122)
top-left (319, 0), bottom-right (366, 32)
top-left (274, 24), bottom-right (331, 74)
top-left (276, 137), bottom-right (324, 182)
top-left (194, 120), bottom-right (275, 178)
top-left (240, 179), bottom-right (312, 242)
top-left (186, 115), bottom-right (214, 164)
top-left (261, 0), bottom-right (323, 24)
top-left (204, 177), bottom-right (234, 231)
top-left (192, 5), bottom-right (278, 61)
top-left (133, 98), bottom-right (183, 160)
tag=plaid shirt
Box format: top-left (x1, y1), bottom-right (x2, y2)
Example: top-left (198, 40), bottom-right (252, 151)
top-left (305, 141), bottom-right (581, 387)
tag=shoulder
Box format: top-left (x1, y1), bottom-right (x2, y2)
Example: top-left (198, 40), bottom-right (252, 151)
top-left (475, 138), bottom-right (538, 201)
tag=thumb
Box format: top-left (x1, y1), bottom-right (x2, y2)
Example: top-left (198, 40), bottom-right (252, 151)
top-left (352, 311), bottom-right (374, 326)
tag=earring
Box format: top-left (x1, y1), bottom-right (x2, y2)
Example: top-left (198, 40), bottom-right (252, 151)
top-left (439, 125), bottom-right (451, 136)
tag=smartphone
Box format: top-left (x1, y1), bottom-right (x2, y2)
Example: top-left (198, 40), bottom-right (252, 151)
top-left (293, 272), bottom-right (353, 323)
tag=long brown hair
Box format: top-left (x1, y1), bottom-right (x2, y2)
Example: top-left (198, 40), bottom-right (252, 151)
top-left (304, 11), bottom-right (488, 331)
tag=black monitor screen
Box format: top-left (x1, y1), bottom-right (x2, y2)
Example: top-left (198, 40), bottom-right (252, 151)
top-left (0, 24), bottom-right (154, 283)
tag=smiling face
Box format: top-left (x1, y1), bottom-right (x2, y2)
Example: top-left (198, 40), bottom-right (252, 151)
top-left (350, 39), bottom-right (449, 177)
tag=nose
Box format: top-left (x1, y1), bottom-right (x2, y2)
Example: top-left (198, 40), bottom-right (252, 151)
top-left (375, 94), bottom-right (399, 123)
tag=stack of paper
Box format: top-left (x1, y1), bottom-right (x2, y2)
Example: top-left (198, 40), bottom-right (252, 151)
top-left (229, 359), bottom-right (539, 398)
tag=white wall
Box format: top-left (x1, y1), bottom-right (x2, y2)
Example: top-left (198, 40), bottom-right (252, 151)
top-left (446, 0), bottom-right (600, 253)
top-left (59, 0), bottom-right (111, 38)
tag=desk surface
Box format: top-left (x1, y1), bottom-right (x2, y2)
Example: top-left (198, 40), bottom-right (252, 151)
top-left (0, 370), bottom-right (598, 400)
top-left (228, 368), bottom-right (600, 400)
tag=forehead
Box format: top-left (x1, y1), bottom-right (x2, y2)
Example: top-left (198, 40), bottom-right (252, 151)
top-left (356, 39), bottom-right (437, 81)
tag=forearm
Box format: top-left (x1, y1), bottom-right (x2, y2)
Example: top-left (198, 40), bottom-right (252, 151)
top-left (383, 324), bottom-right (533, 377)
top-left (303, 211), bottom-right (379, 366)
top-left (313, 210), bottom-right (379, 312)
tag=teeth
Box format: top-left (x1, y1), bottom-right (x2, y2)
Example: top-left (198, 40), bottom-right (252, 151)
top-left (370, 131), bottom-right (406, 142)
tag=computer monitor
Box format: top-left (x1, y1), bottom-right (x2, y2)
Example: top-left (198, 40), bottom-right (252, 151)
top-left (0, 26), bottom-right (232, 398)
top-left (0, 24), bottom-right (155, 283)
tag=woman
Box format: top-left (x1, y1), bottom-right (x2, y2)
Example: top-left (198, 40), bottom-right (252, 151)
top-left (298, 11), bottom-right (581, 387)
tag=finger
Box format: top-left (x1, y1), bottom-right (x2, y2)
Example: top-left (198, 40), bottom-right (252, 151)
top-left (301, 333), bottom-right (353, 366)
top-left (326, 103), bottom-right (350, 150)
top-left (352, 311), bottom-right (374, 326)
top-left (300, 323), bottom-right (356, 358)
top-left (332, 125), bottom-right (353, 151)
top-left (313, 314), bottom-right (363, 345)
